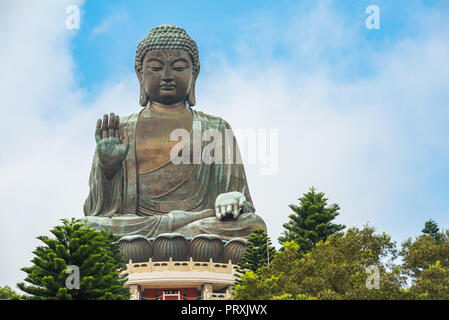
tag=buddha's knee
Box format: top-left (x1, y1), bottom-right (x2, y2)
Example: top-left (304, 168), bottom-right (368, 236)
top-left (236, 212), bottom-right (267, 232)
top-left (175, 212), bottom-right (266, 240)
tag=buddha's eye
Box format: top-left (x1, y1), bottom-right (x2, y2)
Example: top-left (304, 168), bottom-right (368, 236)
top-left (172, 61), bottom-right (189, 72)
top-left (146, 63), bottom-right (163, 71)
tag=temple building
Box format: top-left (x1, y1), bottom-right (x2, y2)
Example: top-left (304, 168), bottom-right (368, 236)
top-left (119, 234), bottom-right (248, 300)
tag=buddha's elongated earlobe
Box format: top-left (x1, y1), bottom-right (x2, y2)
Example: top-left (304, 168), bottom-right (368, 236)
top-left (136, 68), bottom-right (148, 107)
top-left (139, 85), bottom-right (149, 107)
top-left (187, 75), bottom-right (197, 107)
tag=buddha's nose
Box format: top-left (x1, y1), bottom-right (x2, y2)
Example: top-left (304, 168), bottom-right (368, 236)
top-left (162, 67), bottom-right (174, 82)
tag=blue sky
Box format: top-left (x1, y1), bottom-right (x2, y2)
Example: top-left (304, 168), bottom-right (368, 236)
top-left (72, 0), bottom-right (445, 94)
top-left (70, 0), bottom-right (449, 236)
top-left (1, 0), bottom-right (449, 288)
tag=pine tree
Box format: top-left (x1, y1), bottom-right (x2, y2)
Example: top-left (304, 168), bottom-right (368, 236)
top-left (237, 229), bottom-right (276, 274)
top-left (422, 219), bottom-right (441, 244)
top-left (17, 218), bottom-right (130, 300)
top-left (278, 187), bottom-right (345, 254)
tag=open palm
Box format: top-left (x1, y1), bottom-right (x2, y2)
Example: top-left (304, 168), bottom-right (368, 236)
top-left (95, 113), bottom-right (129, 177)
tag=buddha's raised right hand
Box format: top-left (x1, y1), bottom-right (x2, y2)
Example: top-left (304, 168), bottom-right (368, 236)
top-left (95, 113), bottom-right (129, 179)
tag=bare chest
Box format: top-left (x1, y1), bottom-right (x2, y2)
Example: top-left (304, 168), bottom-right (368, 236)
top-left (135, 112), bottom-right (193, 173)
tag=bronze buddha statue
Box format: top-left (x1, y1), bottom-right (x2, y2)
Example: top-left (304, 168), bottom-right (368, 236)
top-left (84, 25), bottom-right (266, 244)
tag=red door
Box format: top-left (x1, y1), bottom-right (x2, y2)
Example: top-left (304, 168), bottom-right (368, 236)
top-left (144, 288), bottom-right (198, 300)
top-left (162, 290), bottom-right (181, 300)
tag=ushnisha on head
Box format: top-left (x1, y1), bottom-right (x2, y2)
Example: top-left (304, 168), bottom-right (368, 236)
top-left (135, 24), bottom-right (200, 107)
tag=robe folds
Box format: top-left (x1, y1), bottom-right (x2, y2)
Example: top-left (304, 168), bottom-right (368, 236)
top-left (83, 108), bottom-right (266, 240)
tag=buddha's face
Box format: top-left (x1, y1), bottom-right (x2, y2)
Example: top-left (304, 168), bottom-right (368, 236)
top-left (141, 50), bottom-right (194, 105)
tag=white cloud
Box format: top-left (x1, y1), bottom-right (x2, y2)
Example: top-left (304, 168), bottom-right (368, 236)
top-left (90, 13), bottom-right (128, 39)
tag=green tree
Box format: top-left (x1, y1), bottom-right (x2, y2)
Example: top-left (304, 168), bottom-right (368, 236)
top-left (410, 261), bottom-right (449, 300)
top-left (233, 229), bottom-right (277, 291)
top-left (400, 226), bottom-right (449, 299)
top-left (278, 187), bottom-right (345, 254)
top-left (233, 241), bottom-right (300, 300)
top-left (235, 226), bottom-right (409, 300)
top-left (400, 231), bottom-right (449, 282)
top-left (235, 222), bottom-right (449, 300)
top-left (421, 219), bottom-right (441, 243)
top-left (0, 285), bottom-right (22, 300)
top-left (238, 229), bottom-right (276, 274)
top-left (17, 218), bottom-right (130, 300)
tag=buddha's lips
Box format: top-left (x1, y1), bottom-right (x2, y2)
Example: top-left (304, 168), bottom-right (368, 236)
top-left (161, 84), bottom-right (176, 90)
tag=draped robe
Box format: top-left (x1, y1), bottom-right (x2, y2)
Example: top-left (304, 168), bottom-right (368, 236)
top-left (84, 108), bottom-right (266, 240)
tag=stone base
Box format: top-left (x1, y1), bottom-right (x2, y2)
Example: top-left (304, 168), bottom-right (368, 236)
top-left (119, 233), bottom-right (250, 264)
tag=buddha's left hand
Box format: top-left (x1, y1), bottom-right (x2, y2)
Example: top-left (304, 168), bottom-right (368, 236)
top-left (215, 191), bottom-right (246, 220)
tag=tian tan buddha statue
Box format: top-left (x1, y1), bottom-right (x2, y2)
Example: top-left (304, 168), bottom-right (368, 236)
top-left (84, 25), bottom-right (266, 262)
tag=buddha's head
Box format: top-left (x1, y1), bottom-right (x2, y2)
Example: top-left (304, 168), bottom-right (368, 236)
top-left (135, 25), bottom-right (200, 107)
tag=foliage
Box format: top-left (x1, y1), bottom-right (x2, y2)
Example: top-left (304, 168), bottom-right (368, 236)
top-left (234, 226), bottom-right (410, 300)
top-left (409, 261), bottom-right (449, 299)
top-left (234, 229), bottom-right (277, 290)
top-left (278, 187), bottom-right (345, 254)
top-left (400, 229), bottom-right (449, 298)
top-left (17, 218), bottom-right (130, 300)
top-left (235, 194), bottom-right (449, 300)
top-left (233, 241), bottom-right (299, 300)
top-left (238, 229), bottom-right (277, 274)
top-left (0, 285), bottom-right (22, 300)
top-left (400, 230), bottom-right (449, 282)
